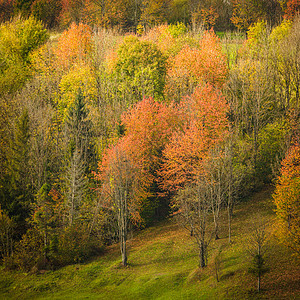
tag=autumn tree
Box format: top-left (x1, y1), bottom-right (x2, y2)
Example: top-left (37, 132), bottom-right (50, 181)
top-left (273, 142), bottom-right (300, 257)
top-left (0, 17), bottom-right (48, 93)
top-left (282, 0), bottom-right (300, 20)
top-left (231, 0), bottom-right (282, 30)
top-left (95, 139), bottom-right (142, 266)
top-left (54, 22), bottom-right (93, 71)
top-left (109, 36), bottom-right (167, 104)
top-left (165, 30), bottom-right (228, 102)
top-left (121, 97), bottom-right (181, 225)
top-left (160, 84), bottom-right (229, 267)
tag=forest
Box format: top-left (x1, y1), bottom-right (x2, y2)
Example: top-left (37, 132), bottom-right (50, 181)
top-left (0, 0), bottom-right (300, 298)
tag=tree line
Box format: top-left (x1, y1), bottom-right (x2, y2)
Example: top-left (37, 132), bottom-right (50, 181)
top-left (0, 0), bottom-right (299, 31)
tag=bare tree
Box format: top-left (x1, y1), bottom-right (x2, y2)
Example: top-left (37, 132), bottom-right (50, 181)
top-left (175, 178), bottom-right (213, 268)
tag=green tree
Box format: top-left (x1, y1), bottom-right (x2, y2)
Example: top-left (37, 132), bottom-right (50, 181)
top-left (110, 36), bottom-right (167, 103)
top-left (0, 17), bottom-right (48, 93)
top-left (3, 109), bottom-right (33, 237)
top-left (63, 90), bottom-right (93, 226)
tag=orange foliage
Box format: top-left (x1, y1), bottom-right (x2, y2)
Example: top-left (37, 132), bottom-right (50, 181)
top-left (95, 97), bottom-right (181, 223)
top-left (165, 30), bottom-right (228, 101)
top-left (54, 22), bottom-right (93, 70)
top-left (160, 84), bottom-right (229, 192)
top-left (283, 0), bottom-right (300, 19)
top-left (121, 97), bottom-right (181, 183)
top-left (142, 25), bottom-right (177, 56)
top-left (201, 6), bottom-right (219, 29)
top-left (273, 142), bottom-right (300, 257)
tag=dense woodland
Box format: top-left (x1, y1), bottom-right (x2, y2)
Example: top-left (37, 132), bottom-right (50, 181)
top-left (0, 1), bottom-right (300, 292)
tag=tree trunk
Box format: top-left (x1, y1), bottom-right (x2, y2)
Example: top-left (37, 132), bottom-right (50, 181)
top-left (228, 204), bottom-right (231, 244)
top-left (199, 242), bottom-right (206, 268)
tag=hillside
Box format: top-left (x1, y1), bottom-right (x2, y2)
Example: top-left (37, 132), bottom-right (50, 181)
top-left (0, 186), bottom-right (299, 299)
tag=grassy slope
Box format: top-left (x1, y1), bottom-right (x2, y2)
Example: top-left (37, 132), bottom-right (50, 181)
top-left (0, 186), bottom-right (299, 299)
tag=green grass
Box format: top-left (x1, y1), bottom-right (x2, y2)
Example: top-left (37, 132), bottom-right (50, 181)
top-left (0, 186), bottom-right (299, 299)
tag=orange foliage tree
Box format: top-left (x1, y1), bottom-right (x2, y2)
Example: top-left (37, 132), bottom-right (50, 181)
top-left (273, 142), bottom-right (300, 257)
top-left (165, 30), bottom-right (228, 102)
top-left (160, 83), bottom-right (229, 192)
top-left (201, 6), bottom-right (219, 29)
top-left (160, 83), bottom-right (229, 267)
top-left (54, 22), bottom-right (93, 70)
top-left (95, 96), bottom-right (181, 263)
top-left (121, 97), bottom-right (181, 224)
top-left (95, 138), bottom-right (143, 266)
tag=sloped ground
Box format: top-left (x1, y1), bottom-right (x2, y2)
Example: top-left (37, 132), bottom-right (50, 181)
top-left (0, 186), bottom-right (299, 299)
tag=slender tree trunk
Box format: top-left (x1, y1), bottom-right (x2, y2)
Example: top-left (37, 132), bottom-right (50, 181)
top-left (228, 204), bottom-right (231, 244)
top-left (199, 241), bottom-right (206, 268)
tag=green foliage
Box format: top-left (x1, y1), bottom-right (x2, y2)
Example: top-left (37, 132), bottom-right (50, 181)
top-left (113, 36), bottom-right (167, 102)
top-left (248, 254), bottom-right (268, 277)
top-left (167, 22), bottom-right (187, 38)
top-left (257, 120), bottom-right (288, 182)
top-left (3, 109), bottom-right (33, 236)
top-left (0, 17), bottom-right (48, 93)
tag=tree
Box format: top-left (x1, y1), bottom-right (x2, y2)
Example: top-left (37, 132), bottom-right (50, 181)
top-left (3, 109), bottom-right (33, 237)
top-left (54, 22), bottom-right (93, 70)
top-left (247, 219), bottom-right (269, 292)
top-left (14, 0), bottom-right (35, 17)
top-left (165, 30), bottom-right (228, 102)
top-left (31, 0), bottom-right (62, 29)
top-left (160, 84), bottom-right (229, 192)
top-left (140, 0), bottom-right (170, 28)
top-left (0, 17), bottom-right (48, 93)
top-left (95, 139), bottom-right (142, 266)
top-left (175, 180), bottom-right (212, 268)
top-left (63, 91), bottom-right (92, 225)
top-left (282, 0), bottom-right (300, 20)
top-left (273, 142), bottom-right (300, 257)
top-left (0, 0), bottom-right (14, 23)
top-left (231, 0), bottom-right (282, 30)
top-left (0, 205), bottom-right (14, 258)
top-left (110, 36), bottom-right (167, 104)
top-left (121, 97), bottom-right (181, 225)
top-left (160, 84), bottom-right (229, 267)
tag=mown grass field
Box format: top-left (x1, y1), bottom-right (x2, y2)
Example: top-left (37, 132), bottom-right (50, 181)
top-left (0, 186), bottom-right (299, 299)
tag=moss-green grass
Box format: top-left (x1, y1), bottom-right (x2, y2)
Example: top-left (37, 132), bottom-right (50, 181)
top-left (0, 186), bottom-right (299, 299)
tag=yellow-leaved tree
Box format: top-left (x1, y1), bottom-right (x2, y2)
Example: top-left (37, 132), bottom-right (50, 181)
top-left (273, 142), bottom-right (300, 257)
